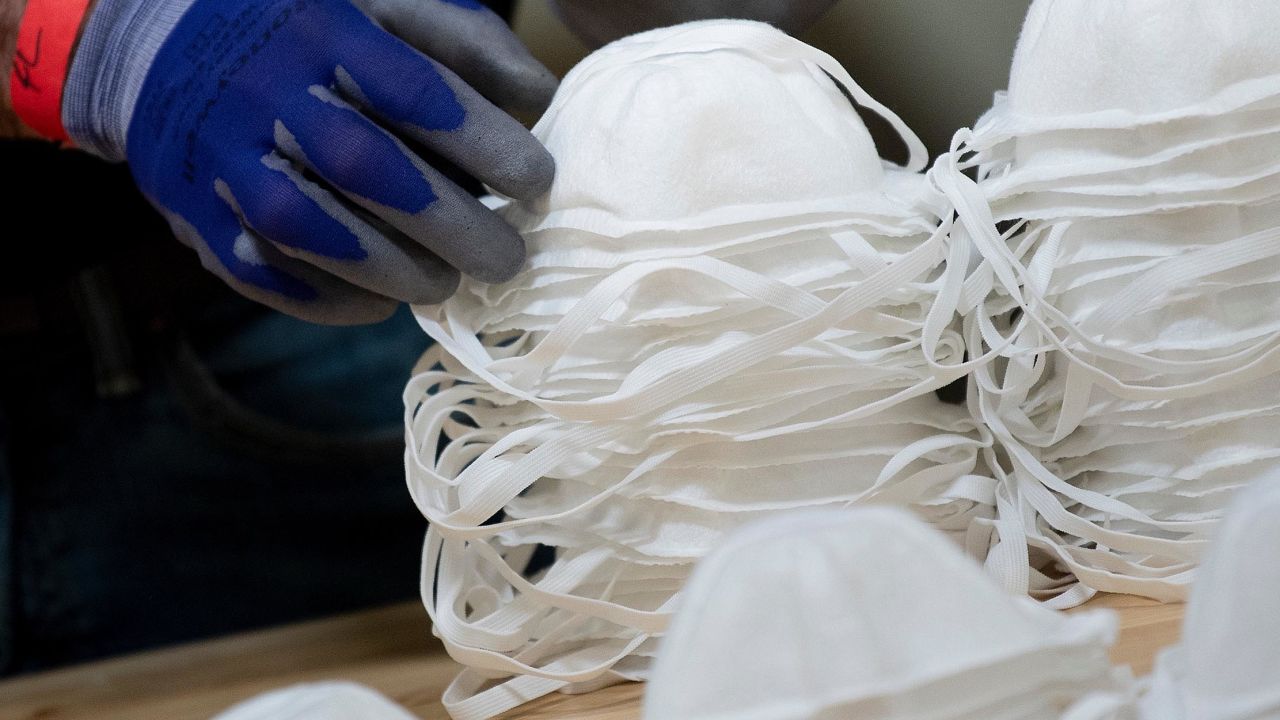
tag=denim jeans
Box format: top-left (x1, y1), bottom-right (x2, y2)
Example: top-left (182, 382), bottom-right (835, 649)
top-left (0, 291), bottom-right (431, 675)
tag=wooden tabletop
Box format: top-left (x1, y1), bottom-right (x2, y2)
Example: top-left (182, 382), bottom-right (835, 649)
top-left (0, 594), bottom-right (1183, 720)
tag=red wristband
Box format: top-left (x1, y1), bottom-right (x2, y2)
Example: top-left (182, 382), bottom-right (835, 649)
top-left (9, 0), bottom-right (95, 143)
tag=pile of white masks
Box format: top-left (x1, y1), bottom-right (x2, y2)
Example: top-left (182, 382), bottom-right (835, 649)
top-left (646, 479), bottom-right (1280, 720)
top-left (405, 19), bottom-right (987, 719)
top-left (933, 0), bottom-right (1280, 606)
top-left (404, 3), bottom-right (1280, 717)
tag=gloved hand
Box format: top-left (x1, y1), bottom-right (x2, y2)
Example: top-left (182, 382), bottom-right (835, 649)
top-left (551, 0), bottom-right (840, 47)
top-left (65, 0), bottom-right (558, 324)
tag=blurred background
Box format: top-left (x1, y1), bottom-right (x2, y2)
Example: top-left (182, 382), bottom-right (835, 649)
top-left (0, 0), bottom-right (1029, 677)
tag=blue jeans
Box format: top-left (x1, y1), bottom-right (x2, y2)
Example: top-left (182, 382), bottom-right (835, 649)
top-left (0, 293), bottom-right (430, 674)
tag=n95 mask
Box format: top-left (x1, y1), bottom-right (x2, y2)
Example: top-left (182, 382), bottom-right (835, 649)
top-left (1140, 477), bottom-right (1280, 720)
top-left (499, 19), bottom-right (932, 236)
top-left (515, 24), bottom-right (878, 231)
top-left (212, 683), bottom-right (418, 720)
top-left (1007, 0), bottom-right (1280, 121)
top-left (406, 19), bottom-right (981, 720)
top-left (954, 0), bottom-right (1280, 219)
top-left (644, 508), bottom-right (1132, 720)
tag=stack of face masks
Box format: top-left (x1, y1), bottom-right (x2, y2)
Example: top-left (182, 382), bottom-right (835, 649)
top-left (644, 508), bottom-right (1133, 720)
top-left (932, 0), bottom-right (1280, 606)
top-left (405, 20), bottom-right (985, 718)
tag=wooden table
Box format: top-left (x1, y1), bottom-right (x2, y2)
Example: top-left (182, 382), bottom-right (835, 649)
top-left (0, 594), bottom-right (1183, 720)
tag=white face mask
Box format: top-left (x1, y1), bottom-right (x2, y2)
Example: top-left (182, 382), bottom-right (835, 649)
top-left (521, 26), bottom-right (881, 227)
top-left (406, 20), bottom-right (978, 719)
top-left (643, 508), bottom-right (1131, 720)
top-left (1008, 0), bottom-right (1280, 121)
top-left (494, 19), bottom-right (931, 238)
top-left (212, 683), bottom-right (419, 720)
top-left (1141, 477), bottom-right (1280, 720)
top-left (947, 0), bottom-right (1280, 217)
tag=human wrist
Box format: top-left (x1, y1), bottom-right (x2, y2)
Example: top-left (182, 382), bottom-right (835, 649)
top-left (62, 0), bottom-right (196, 160)
top-left (2, 0), bottom-right (39, 138)
top-left (3, 0), bottom-right (108, 140)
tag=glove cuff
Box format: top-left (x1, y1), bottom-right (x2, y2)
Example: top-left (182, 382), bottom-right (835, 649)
top-left (63, 0), bottom-right (196, 161)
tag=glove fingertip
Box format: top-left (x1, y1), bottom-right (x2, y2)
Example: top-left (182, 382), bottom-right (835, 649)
top-left (449, 210), bottom-right (526, 285)
top-left (489, 141), bottom-right (556, 202)
top-left (475, 237), bottom-right (526, 285)
top-left (406, 265), bottom-right (462, 305)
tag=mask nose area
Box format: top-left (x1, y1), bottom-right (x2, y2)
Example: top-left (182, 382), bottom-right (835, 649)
top-left (527, 20), bottom-right (886, 227)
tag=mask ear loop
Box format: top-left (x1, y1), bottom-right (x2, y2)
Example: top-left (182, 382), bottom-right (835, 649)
top-left (409, 235), bottom-right (958, 545)
top-left (937, 130), bottom-right (1280, 398)
top-left (944, 143), bottom-right (1280, 406)
top-left (943, 116), bottom-right (1276, 605)
top-left (964, 303), bottom-right (1215, 606)
top-left (721, 24), bottom-right (928, 173)
top-left (429, 535), bottom-right (667, 720)
top-left (421, 230), bottom-right (948, 428)
top-left (427, 528), bottom-right (678, 719)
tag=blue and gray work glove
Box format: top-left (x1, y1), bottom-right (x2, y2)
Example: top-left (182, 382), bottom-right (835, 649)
top-left (65, 0), bottom-right (558, 324)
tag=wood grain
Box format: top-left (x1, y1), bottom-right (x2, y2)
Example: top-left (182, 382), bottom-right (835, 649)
top-left (0, 595), bottom-right (1183, 720)
top-left (1075, 593), bottom-right (1185, 676)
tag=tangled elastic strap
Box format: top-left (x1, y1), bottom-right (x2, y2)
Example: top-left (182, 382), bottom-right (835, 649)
top-left (408, 220), bottom-right (993, 717)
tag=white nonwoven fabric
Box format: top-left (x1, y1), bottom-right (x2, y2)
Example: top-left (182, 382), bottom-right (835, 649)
top-left (643, 508), bottom-right (1132, 720)
top-left (502, 22), bottom-right (903, 234)
top-left (929, 0), bottom-right (1280, 605)
top-left (406, 19), bottom-right (980, 720)
top-left (210, 682), bottom-right (419, 720)
top-left (1140, 477), bottom-right (1280, 720)
top-left (954, 0), bottom-right (1280, 220)
top-left (1007, 0), bottom-right (1280, 120)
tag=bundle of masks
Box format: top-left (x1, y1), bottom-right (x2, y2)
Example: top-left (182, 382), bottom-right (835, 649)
top-left (406, 19), bottom-right (984, 717)
top-left (936, 0), bottom-right (1280, 606)
top-left (402, 1), bottom-right (1280, 716)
